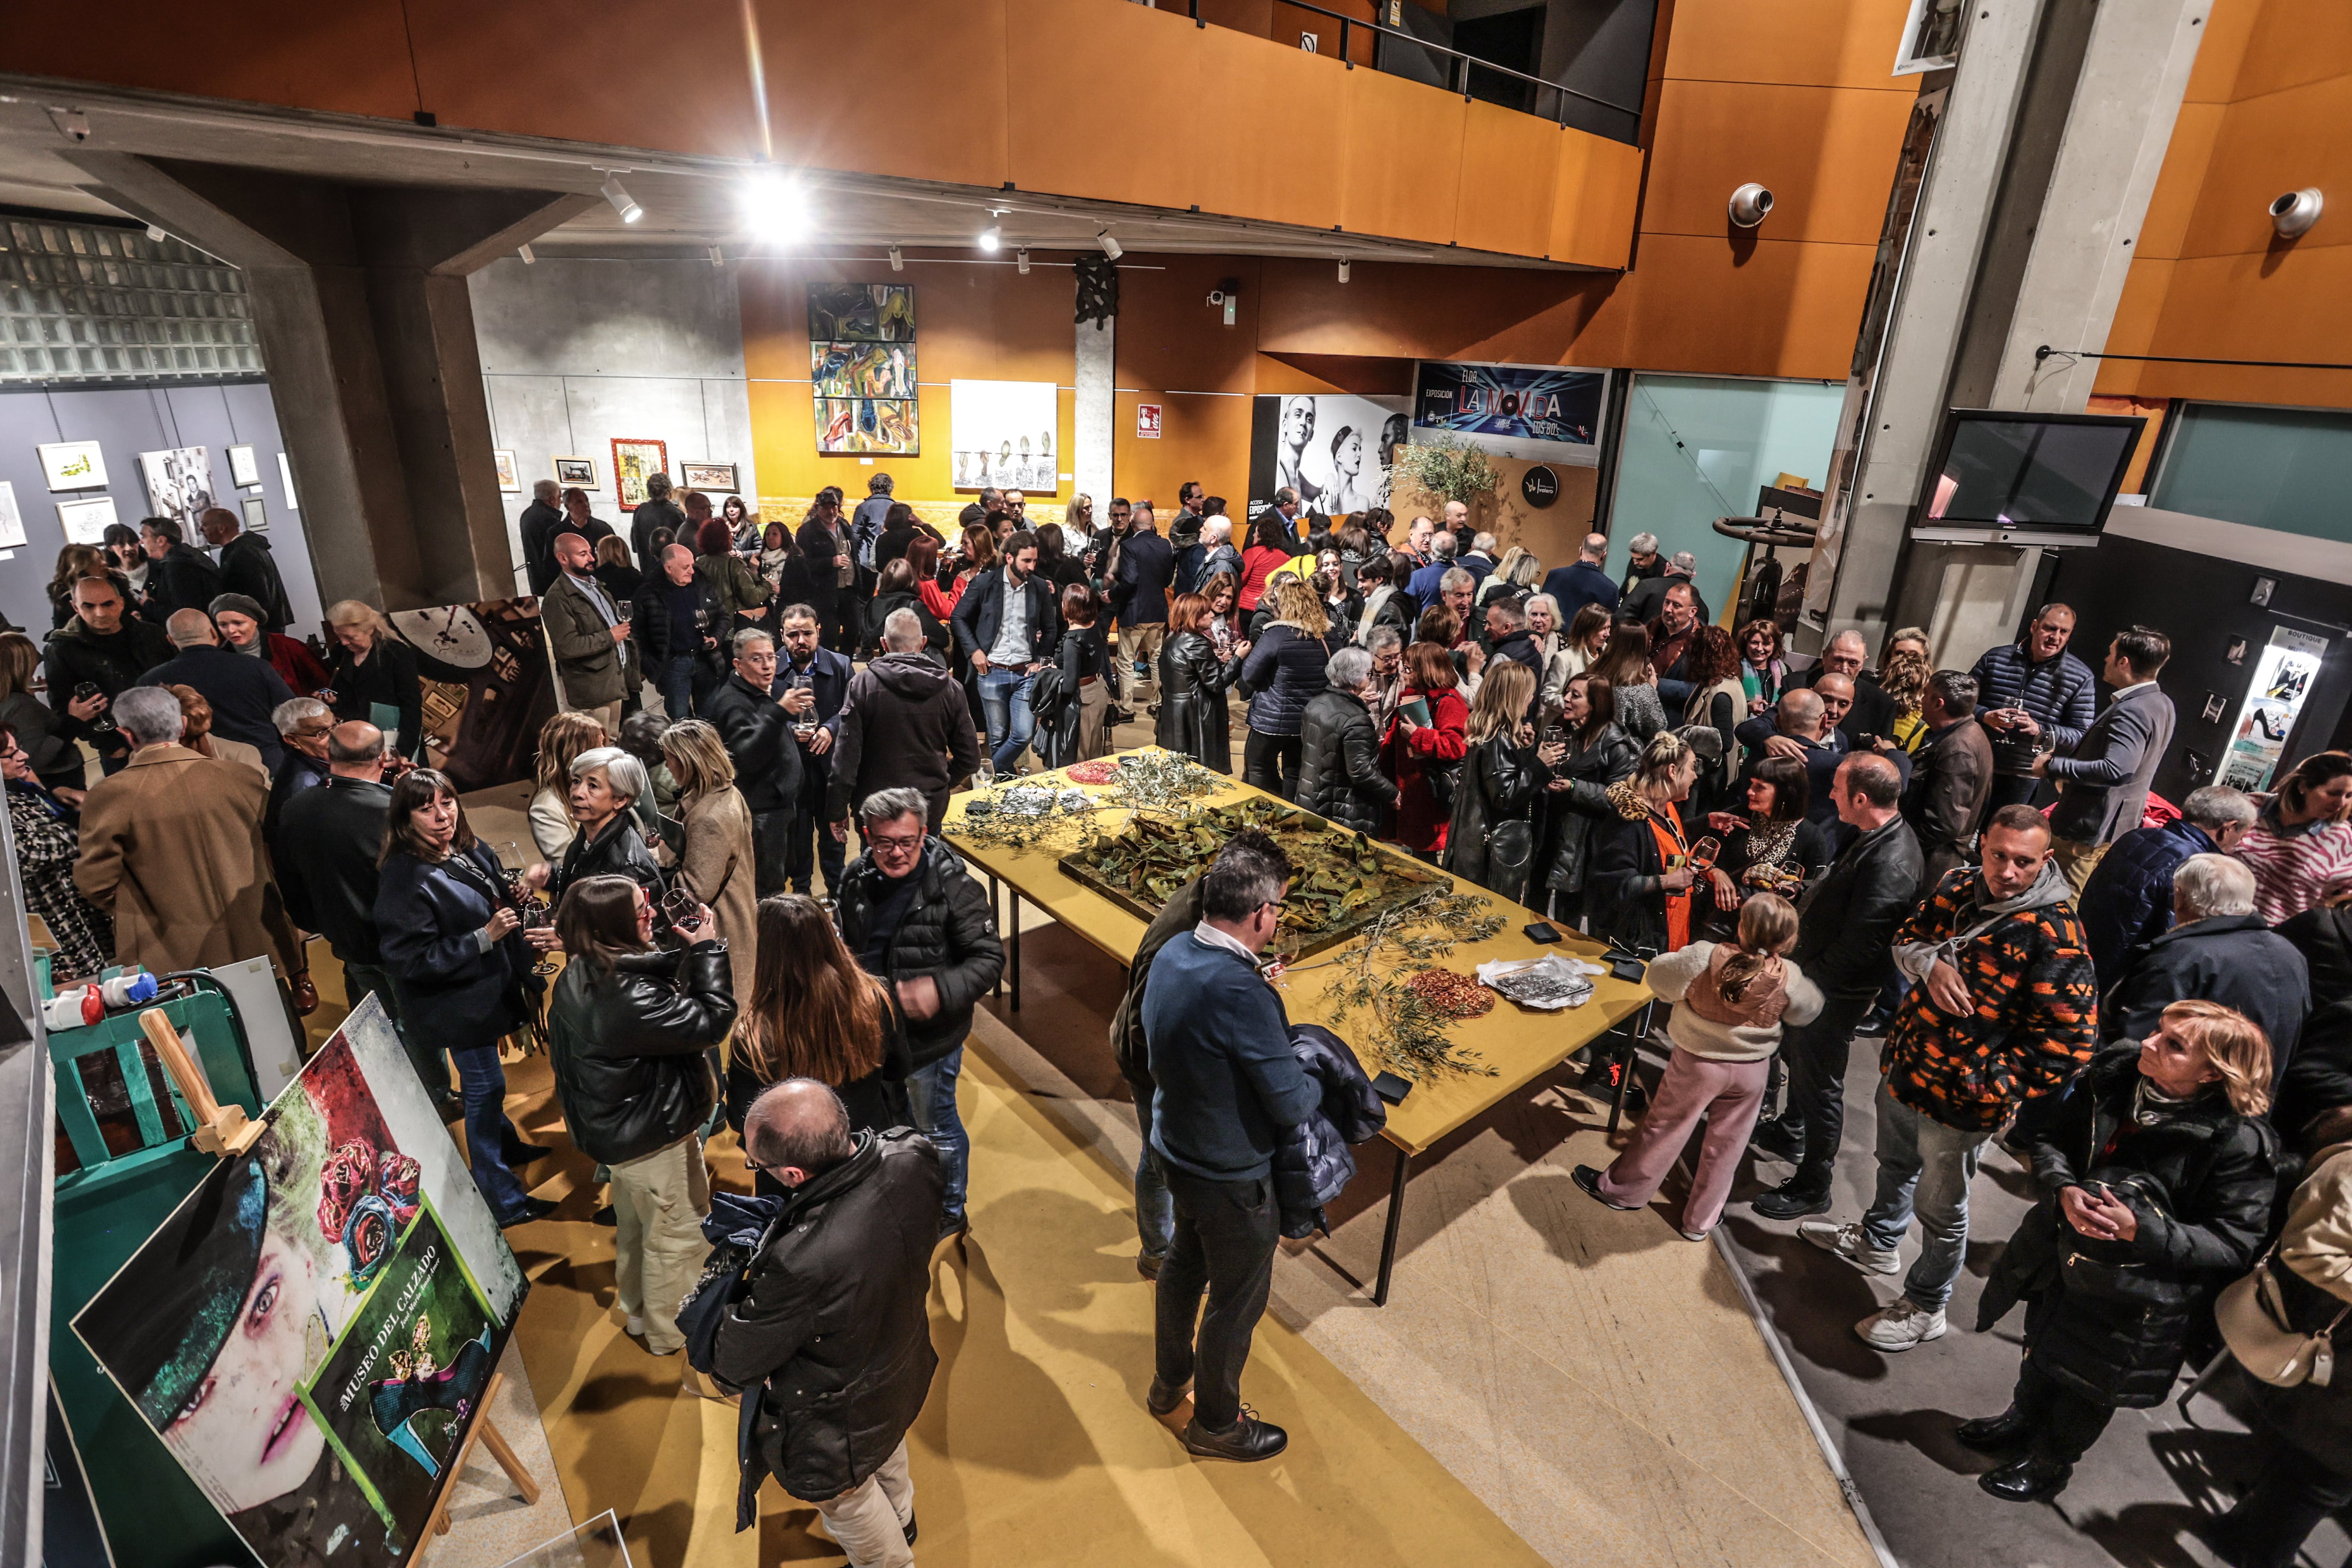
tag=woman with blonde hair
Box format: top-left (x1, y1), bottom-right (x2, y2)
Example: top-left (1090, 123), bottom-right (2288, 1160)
top-left (322, 599), bottom-right (423, 758)
top-left (1880, 647), bottom-right (1932, 753)
top-left (1965, 1000), bottom-right (2279, 1503)
top-left (1576, 891), bottom-right (1819, 1239)
top-left (529, 710), bottom-right (611, 860)
top-left (661, 720), bottom-right (757, 1001)
top-left (1591, 728), bottom-right (1700, 956)
top-left (1236, 576), bottom-right (1332, 799)
top-left (724, 895), bottom-right (910, 1192)
top-left (1444, 661), bottom-right (1543, 902)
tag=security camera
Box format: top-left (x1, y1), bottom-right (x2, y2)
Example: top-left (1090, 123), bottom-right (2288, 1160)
top-left (2271, 187), bottom-right (2323, 239)
top-left (1728, 183), bottom-right (1774, 228)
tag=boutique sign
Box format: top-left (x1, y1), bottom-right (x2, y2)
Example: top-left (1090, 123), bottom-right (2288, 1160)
top-left (1413, 360), bottom-right (1606, 464)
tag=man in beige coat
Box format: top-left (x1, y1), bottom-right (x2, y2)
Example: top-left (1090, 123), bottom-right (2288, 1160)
top-left (75, 685), bottom-right (302, 981)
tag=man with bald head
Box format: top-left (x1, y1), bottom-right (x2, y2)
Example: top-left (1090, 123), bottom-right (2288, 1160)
top-left (1738, 674), bottom-right (1910, 829)
top-left (715, 1080), bottom-right (943, 1568)
top-left (542, 530), bottom-right (636, 732)
top-left (1799, 628), bottom-right (1900, 747)
top-left (134, 605), bottom-right (295, 770)
top-left (1751, 752), bottom-right (1926, 1221)
top-left (1541, 531), bottom-right (1622, 624)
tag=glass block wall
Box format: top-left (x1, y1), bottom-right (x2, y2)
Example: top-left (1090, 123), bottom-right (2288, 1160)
top-left (0, 216), bottom-right (262, 383)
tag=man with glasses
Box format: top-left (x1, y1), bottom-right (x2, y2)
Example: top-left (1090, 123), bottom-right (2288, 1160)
top-left (265, 696), bottom-right (336, 844)
top-left (1140, 835), bottom-right (1318, 1463)
top-left (833, 787), bottom-right (1003, 1241)
top-left (702, 628), bottom-right (805, 897)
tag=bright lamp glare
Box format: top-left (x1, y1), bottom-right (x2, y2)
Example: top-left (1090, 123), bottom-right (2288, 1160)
top-left (600, 172), bottom-right (643, 225)
top-left (741, 167), bottom-right (811, 242)
top-left (978, 225), bottom-right (1002, 253)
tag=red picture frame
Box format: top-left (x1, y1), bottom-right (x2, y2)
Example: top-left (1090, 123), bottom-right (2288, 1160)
top-left (610, 438), bottom-right (668, 512)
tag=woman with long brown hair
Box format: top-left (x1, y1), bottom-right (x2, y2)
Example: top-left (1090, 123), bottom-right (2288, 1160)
top-left (1540, 671), bottom-right (1638, 928)
top-left (1384, 640), bottom-right (1470, 860)
top-left (1590, 616), bottom-right (1665, 741)
top-left (726, 894), bottom-right (911, 1190)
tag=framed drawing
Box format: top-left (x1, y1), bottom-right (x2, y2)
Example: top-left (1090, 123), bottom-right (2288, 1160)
top-left (948, 380), bottom-right (1056, 492)
top-left (679, 462), bottom-right (736, 492)
top-left (553, 455), bottom-right (596, 487)
top-left (1892, 0), bottom-right (1963, 73)
top-left (610, 438), bottom-right (668, 511)
top-left (38, 440), bottom-right (108, 491)
top-left (492, 450), bottom-right (521, 493)
top-left (139, 446), bottom-right (215, 525)
top-left (56, 494), bottom-right (119, 545)
top-left (807, 282), bottom-right (914, 342)
top-left (226, 443), bottom-right (262, 488)
top-left (241, 494), bottom-right (269, 533)
top-left (0, 481), bottom-right (23, 549)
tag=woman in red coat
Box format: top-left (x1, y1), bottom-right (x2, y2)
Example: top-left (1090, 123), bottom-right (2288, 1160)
top-left (1383, 640), bottom-right (1469, 859)
top-left (1237, 514), bottom-right (1297, 614)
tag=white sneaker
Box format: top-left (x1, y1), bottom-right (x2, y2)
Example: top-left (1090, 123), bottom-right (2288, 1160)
top-left (625, 1315), bottom-right (645, 1337)
top-left (1856, 1297), bottom-right (1947, 1351)
top-left (1798, 1219), bottom-right (1901, 1275)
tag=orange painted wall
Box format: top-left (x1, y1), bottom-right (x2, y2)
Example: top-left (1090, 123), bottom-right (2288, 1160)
top-left (2098, 0), bottom-right (2352, 409)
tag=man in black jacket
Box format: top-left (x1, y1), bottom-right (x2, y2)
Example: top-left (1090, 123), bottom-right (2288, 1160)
top-left (273, 722), bottom-right (416, 1056)
top-left (199, 507), bottom-right (294, 631)
top-left (1752, 754), bottom-right (1925, 1218)
top-left (139, 517), bottom-right (224, 620)
top-left (44, 573), bottom-right (171, 774)
top-left (1797, 629), bottom-right (1900, 746)
top-left (951, 531), bottom-right (1062, 775)
top-left (715, 1082), bottom-right (942, 1561)
top-left (629, 472), bottom-right (688, 577)
top-left (701, 628), bottom-right (805, 897)
top-left (134, 609), bottom-right (296, 772)
top-left (1112, 505), bottom-right (1176, 709)
top-left (518, 480), bottom-right (567, 596)
top-left (776, 605), bottom-right (856, 897)
top-left (834, 788), bottom-right (1004, 1238)
top-left (2104, 852), bottom-right (2306, 1085)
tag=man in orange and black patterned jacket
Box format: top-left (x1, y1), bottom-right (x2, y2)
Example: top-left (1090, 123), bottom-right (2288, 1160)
top-left (1793, 801), bottom-right (2098, 1355)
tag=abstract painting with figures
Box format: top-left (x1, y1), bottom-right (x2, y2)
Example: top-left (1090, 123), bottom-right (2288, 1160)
top-left (807, 282), bottom-right (914, 342)
top-left (610, 438), bottom-right (667, 511)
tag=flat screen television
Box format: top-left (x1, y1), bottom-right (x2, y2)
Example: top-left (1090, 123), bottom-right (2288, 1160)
top-left (1914, 408), bottom-right (2146, 547)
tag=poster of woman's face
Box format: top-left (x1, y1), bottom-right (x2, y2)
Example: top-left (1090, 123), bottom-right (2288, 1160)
top-left (1247, 393), bottom-right (1410, 521)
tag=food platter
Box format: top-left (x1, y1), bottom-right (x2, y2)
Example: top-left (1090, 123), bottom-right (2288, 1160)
top-left (1057, 796), bottom-right (1452, 960)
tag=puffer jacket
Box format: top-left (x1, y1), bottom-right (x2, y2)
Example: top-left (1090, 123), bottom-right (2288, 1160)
top-left (1293, 689), bottom-right (1395, 833)
top-left (712, 1128), bottom-right (944, 1506)
top-left (1966, 640), bottom-right (2099, 770)
top-left (1978, 1046), bottom-right (2278, 1408)
top-left (1542, 722), bottom-right (1637, 894)
top-left (2076, 817), bottom-right (2220, 991)
top-left (1156, 629), bottom-right (1242, 774)
top-left (1237, 622), bottom-right (1329, 737)
top-left (1271, 1024), bottom-right (1388, 1239)
top-left (1443, 732), bottom-right (1543, 902)
top-left (548, 941), bottom-right (737, 1165)
top-left (833, 837), bottom-right (1004, 1067)
top-left (1883, 861), bottom-right (2099, 1132)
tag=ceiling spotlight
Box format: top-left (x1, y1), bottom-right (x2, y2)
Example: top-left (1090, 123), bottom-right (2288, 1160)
top-left (600, 172), bottom-right (643, 225)
top-left (708, 244), bottom-right (724, 268)
top-left (1727, 182), bottom-right (1774, 229)
top-left (978, 225), bottom-right (1002, 253)
top-left (1017, 247), bottom-right (1031, 275)
top-left (144, 223), bottom-right (166, 242)
top-left (1097, 230), bottom-right (1122, 260)
top-left (739, 165), bottom-right (810, 243)
top-left (2271, 187), bottom-right (2324, 239)
top-left (1337, 258), bottom-right (1351, 283)
top-left (889, 245), bottom-right (904, 272)
top-left (518, 243), bottom-right (536, 265)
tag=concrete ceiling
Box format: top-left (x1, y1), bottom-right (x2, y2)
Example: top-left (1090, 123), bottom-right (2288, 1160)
top-left (0, 80), bottom-right (1587, 271)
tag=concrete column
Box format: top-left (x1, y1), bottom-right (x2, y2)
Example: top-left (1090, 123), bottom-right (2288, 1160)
top-left (1805, 0), bottom-right (2210, 661)
top-left (1073, 313), bottom-right (1116, 512)
top-left (68, 153), bottom-right (591, 610)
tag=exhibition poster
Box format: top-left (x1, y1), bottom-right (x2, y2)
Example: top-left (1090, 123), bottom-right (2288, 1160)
top-left (73, 995), bottom-right (526, 1568)
top-left (1412, 361), bottom-right (1606, 464)
top-left (2219, 626), bottom-right (2328, 790)
top-left (138, 445), bottom-right (216, 525)
top-left (1246, 393), bottom-right (1409, 521)
top-left (810, 283), bottom-right (920, 455)
top-left (950, 379), bottom-right (1058, 492)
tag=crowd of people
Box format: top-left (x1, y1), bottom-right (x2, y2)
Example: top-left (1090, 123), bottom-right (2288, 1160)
top-left (13, 474), bottom-right (2352, 1567)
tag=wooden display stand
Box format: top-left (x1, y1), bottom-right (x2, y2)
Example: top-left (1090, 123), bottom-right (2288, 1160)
top-left (136, 1008), bottom-right (541, 1558)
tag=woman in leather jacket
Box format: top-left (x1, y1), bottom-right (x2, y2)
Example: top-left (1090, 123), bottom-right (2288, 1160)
top-left (547, 874), bottom-right (736, 1357)
top-left (1156, 591), bottom-right (1250, 774)
top-left (1540, 673), bottom-right (1637, 927)
top-left (1444, 661), bottom-right (1543, 903)
top-left (1293, 646), bottom-right (1398, 833)
top-left (532, 744), bottom-right (665, 902)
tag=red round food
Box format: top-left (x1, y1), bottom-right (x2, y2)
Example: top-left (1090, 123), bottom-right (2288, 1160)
top-left (1406, 968), bottom-right (1493, 1019)
top-left (1064, 759), bottom-right (1122, 784)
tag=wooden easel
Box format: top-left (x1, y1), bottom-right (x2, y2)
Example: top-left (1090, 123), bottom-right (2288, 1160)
top-left (137, 1009), bottom-right (543, 1559)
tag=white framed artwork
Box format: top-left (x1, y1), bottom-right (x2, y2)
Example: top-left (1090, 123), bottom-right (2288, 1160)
top-left (241, 494), bottom-right (269, 533)
top-left (226, 443), bottom-right (262, 488)
top-left (37, 440), bottom-right (107, 492)
top-left (493, 450), bottom-right (521, 493)
top-left (56, 494), bottom-right (119, 545)
top-left (0, 482), bottom-right (23, 550)
top-left (138, 446), bottom-right (215, 525)
top-left (948, 379), bottom-right (1058, 493)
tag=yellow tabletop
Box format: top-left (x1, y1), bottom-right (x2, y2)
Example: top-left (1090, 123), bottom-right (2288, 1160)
top-left (941, 748), bottom-right (1653, 1157)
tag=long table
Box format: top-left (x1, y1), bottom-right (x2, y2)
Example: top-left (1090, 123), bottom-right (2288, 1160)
top-left (940, 749), bottom-right (1653, 1304)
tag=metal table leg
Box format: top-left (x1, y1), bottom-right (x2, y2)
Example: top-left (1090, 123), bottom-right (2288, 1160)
top-left (1374, 1143), bottom-right (1411, 1306)
top-left (1607, 999), bottom-right (1655, 1136)
top-left (987, 875), bottom-right (1002, 996)
top-left (1009, 891), bottom-right (1022, 1012)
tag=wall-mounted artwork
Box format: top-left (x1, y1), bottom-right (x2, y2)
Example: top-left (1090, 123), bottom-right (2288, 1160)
top-left (241, 494), bottom-right (269, 533)
top-left (226, 444), bottom-right (262, 488)
top-left (1412, 361), bottom-right (1606, 464)
top-left (610, 438), bottom-right (668, 511)
top-left (56, 495), bottom-right (118, 545)
top-left (810, 341), bottom-right (915, 400)
top-left (818, 400), bottom-right (918, 455)
top-left (0, 481), bottom-right (24, 550)
top-left (808, 283), bottom-right (914, 342)
top-left (1249, 394), bottom-right (1411, 518)
top-left (553, 456), bottom-right (596, 487)
top-left (38, 440), bottom-right (108, 492)
top-left (679, 462), bottom-right (737, 492)
top-left (950, 380), bottom-right (1057, 493)
top-left (492, 450), bottom-right (520, 493)
top-left (138, 446), bottom-right (215, 525)
top-left (278, 452), bottom-right (300, 511)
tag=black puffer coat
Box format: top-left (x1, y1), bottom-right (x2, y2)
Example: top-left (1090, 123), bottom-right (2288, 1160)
top-left (833, 837), bottom-right (1004, 1068)
top-left (1156, 629), bottom-right (1241, 774)
top-left (1238, 622), bottom-right (1329, 737)
top-left (1293, 689), bottom-right (1396, 833)
top-left (1271, 1025), bottom-right (1387, 1239)
top-left (1541, 722), bottom-right (1636, 894)
top-left (712, 1129), bottom-right (945, 1504)
top-left (1444, 732), bottom-right (1542, 902)
top-left (548, 941), bottom-right (738, 1165)
top-left (1979, 1046), bottom-right (2278, 1409)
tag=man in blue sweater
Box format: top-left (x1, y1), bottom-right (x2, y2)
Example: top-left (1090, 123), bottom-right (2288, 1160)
top-left (1141, 836), bottom-right (1319, 1462)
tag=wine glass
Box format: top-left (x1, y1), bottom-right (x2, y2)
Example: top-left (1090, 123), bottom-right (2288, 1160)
top-left (660, 886), bottom-right (701, 933)
top-left (525, 899), bottom-right (557, 976)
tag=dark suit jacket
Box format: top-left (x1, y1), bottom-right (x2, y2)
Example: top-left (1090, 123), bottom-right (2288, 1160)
top-left (218, 534), bottom-right (294, 630)
top-left (1796, 665), bottom-right (1900, 747)
top-left (2105, 915), bottom-right (2308, 1086)
top-left (374, 844), bottom-right (537, 1054)
top-left (1112, 531), bottom-right (1177, 625)
top-left (1539, 560), bottom-right (1620, 624)
top-left (1903, 717), bottom-right (1995, 880)
top-left (519, 501), bottom-right (567, 595)
top-left (134, 642), bottom-right (295, 771)
top-left (951, 568), bottom-right (1063, 665)
top-left (1622, 574), bottom-right (1709, 628)
top-left (274, 775), bottom-right (394, 963)
top-left (777, 645), bottom-right (857, 802)
top-left (2046, 682), bottom-right (2176, 845)
top-left (147, 542), bottom-right (223, 620)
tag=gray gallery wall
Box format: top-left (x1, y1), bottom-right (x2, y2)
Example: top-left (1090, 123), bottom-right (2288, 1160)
top-left (470, 256), bottom-right (758, 592)
top-left (0, 381), bottom-right (326, 639)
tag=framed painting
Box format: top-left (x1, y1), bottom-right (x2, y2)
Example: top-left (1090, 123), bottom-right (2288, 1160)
top-left (816, 398), bottom-right (918, 456)
top-left (138, 446), bottom-right (215, 525)
top-left (226, 443), bottom-right (262, 488)
top-left (810, 340), bottom-right (916, 400)
top-left (0, 481), bottom-right (23, 549)
top-left (610, 438), bottom-right (668, 511)
top-left (679, 462), bottom-right (736, 492)
top-left (37, 440), bottom-right (107, 492)
top-left (241, 493), bottom-right (269, 533)
top-left (948, 379), bottom-right (1056, 491)
top-left (56, 494), bottom-right (117, 545)
top-left (807, 282), bottom-right (914, 342)
top-left (553, 455), bottom-right (596, 487)
top-left (491, 450), bottom-right (521, 493)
